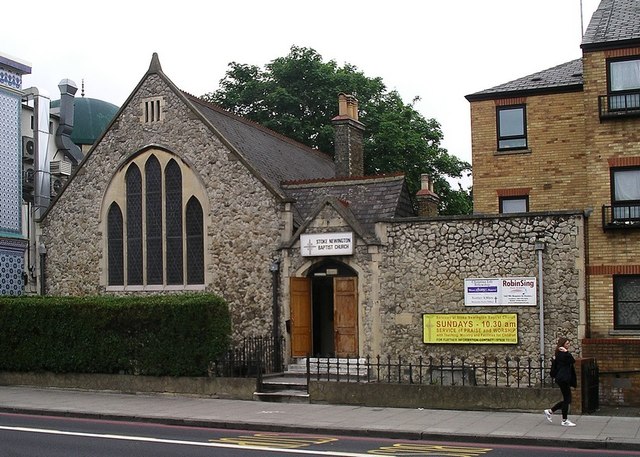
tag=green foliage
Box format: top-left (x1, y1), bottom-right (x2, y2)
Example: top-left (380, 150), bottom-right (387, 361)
top-left (0, 294), bottom-right (231, 376)
top-left (203, 45), bottom-right (472, 215)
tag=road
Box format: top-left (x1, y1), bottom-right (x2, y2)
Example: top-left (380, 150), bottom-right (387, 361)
top-left (1, 412), bottom-right (639, 456)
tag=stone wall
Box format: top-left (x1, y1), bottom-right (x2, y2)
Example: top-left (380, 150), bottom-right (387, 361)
top-left (41, 73), bottom-right (283, 338)
top-left (372, 212), bottom-right (585, 362)
top-left (0, 372), bottom-right (257, 400)
top-left (309, 381), bottom-right (568, 413)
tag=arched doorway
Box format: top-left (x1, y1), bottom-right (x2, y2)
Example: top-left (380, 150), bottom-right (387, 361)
top-left (290, 260), bottom-right (358, 358)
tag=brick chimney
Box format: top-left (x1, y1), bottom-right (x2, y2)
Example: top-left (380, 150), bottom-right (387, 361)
top-left (416, 174), bottom-right (440, 217)
top-left (332, 93), bottom-right (365, 177)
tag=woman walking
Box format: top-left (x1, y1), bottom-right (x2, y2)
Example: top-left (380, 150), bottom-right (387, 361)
top-left (544, 337), bottom-right (577, 426)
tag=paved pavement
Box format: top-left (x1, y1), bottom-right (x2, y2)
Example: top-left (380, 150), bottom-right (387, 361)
top-left (0, 385), bottom-right (639, 451)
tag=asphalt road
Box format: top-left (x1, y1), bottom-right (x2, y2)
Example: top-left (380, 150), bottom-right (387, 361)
top-left (1, 412), bottom-right (640, 457)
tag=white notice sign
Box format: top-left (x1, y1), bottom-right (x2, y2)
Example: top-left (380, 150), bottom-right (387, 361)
top-left (464, 277), bottom-right (537, 306)
top-left (300, 232), bottom-right (353, 257)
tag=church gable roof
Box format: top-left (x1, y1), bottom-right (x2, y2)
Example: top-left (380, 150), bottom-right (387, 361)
top-left (283, 196), bottom-right (378, 249)
top-left (45, 53), bottom-right (413, 232)
top-left (282, 174), bottom-right (415, 236)
top-left (183, 94), bottom-right (335, 195)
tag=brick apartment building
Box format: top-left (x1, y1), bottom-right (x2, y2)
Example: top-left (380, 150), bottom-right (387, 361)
top-left (466, 0), bottom-right (640, 405)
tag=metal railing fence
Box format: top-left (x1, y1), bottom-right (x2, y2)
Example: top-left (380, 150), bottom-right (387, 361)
top-left (307, 355), bottom-right (557, 388)
top-left (211, 336), bottom-right (284, 378)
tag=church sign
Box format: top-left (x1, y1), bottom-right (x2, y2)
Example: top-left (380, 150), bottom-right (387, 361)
top-left (300, 232), bottom-right (353, 257)
top-left (422, 313), bottom-right (518, 344)
top-left (464, 277), bottom-right (536, 306)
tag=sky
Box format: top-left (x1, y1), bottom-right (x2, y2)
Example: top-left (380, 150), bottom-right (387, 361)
top-left (3, 0), bottom-right (602, 188)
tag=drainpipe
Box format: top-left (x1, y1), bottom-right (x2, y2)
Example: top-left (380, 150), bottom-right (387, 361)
top-left (38, 241), bottom-right (47, 296)
top-left (535, 239), bottom-right (546, 365)
top-left (269, 258), bottom-right (281, 372)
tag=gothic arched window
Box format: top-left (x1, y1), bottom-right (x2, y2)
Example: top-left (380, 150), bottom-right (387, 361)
top-left (107, 203), bottom-right (124, 286)
top-left (105, 151), bottom-right (205, 289)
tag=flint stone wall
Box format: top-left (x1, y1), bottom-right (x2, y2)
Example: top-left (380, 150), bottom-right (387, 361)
top-left (374, 212), bottom-right (585, 362)
top-left (40, 73), bottom-right (282, 338)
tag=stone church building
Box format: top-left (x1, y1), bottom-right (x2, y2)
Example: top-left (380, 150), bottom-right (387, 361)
top-left (40, 54), bottom-right (585, 363)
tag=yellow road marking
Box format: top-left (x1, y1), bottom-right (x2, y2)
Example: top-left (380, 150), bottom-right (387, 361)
top-left (210, 433), bottom-right (338, 449)
top-left (368, 443), bottom-right (493, 456)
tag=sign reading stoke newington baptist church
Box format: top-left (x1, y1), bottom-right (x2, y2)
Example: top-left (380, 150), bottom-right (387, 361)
top-left (300, 232), bottom-right (353, 257)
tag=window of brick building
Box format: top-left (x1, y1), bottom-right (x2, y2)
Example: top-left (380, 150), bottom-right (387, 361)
top-left (614, 275), bottom-right (640, 330)
top-left (608, 57), bottom-right (640, 110)
top-left (611, 166), bottom-right (640, 222)
top-left (497, 105), bottom-right (527, 150)
top-left (499, 196), bottom-right (528, 214)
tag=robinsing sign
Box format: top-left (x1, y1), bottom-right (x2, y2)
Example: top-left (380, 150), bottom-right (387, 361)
top-left (464, 277), bottom-right (536, 306)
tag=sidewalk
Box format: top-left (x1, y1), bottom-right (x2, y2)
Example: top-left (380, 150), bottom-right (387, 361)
top-left (0, 385), bottom-right (638, 451)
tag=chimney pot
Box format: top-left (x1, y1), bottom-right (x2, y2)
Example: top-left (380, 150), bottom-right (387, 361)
top-left (416, 173), bottom-right (440, 217)
top-left (333, 93), bottom-right (365, 177)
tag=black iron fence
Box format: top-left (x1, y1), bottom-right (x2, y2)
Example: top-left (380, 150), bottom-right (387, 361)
top-left (211, 336), bottom-right (284, 378)
top-left (307, 355), bottom-right (557, 388)
top-left (599, 93), bottom-right (640, 119)
top-left (602, 204), bottom-right (640, 230)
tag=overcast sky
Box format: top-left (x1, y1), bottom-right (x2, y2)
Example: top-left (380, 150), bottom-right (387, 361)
top-left (4, 0), bottom-right (601, 186)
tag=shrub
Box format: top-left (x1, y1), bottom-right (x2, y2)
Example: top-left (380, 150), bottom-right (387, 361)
top-left (0, 293), bottom-right (231, 376)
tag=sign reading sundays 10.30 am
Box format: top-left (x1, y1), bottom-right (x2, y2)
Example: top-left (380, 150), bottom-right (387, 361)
top-left (464, 277), bottom-right (537, 306)
top-left (423, 313), bottom-right (518, 344)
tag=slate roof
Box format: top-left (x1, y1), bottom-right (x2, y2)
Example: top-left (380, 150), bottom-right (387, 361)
top-left (282, 174), bottom-right (415, 234)
top-left (582, 0), bottom-right (640, 50)
top-left (465, 59), bottom-right (583, 101)
top-left (184, 93), bottom-right (336, 196)
top-left (68, 53), bottom-right (414, 241)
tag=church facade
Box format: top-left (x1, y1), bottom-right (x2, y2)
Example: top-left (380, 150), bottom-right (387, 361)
top-left (40, 54), bottom-right (585, 365)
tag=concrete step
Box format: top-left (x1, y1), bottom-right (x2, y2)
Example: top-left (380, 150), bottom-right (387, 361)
top-left (260, 375), bottom-right (307, 392)
top-left (253, 390), bottom-right (310, 403)
top-left (287, 358), bottom-right (369, 377)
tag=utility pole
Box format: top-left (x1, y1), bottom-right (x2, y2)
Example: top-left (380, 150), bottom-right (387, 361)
top-left (580, 0), bottom-right (585, 38)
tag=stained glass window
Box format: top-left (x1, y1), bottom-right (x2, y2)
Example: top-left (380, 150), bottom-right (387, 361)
top-left (107, 203), bottom-right (123, 285)
top-left (145, 156), bottom-right (163, 285)
top-left (126, 165), bottom-right (143, 285)
top-left (165, 160), bottom-right (183, 284)
top-left (186, 196), bottom-right (204, 284)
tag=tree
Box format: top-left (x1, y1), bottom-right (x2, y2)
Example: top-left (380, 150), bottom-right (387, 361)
top-left (202, 46), bottom-right (471, 215)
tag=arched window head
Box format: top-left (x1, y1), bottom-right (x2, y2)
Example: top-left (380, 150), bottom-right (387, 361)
top-left (105, 150), bottom-right (206, 290)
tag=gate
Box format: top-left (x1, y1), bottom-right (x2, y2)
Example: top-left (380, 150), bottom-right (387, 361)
top-left (581, 358), bottom-right (599, 413)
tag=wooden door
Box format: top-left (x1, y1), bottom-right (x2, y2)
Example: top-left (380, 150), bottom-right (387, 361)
top-left (334, 277), bottom-right (358, 357)
top-left (290, 277), bottom-right (312, 357)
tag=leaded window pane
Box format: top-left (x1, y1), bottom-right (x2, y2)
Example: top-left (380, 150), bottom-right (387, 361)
top-left (107, 203), bottom-right (123, 286)
top-left (165, 160), bottom-right (183, 284)
top-left (115, 153), bottom-right (206, 289)
top-left (186, 197), bottom-right (204, 284)
top-left (146, 156), bottom-right (163, 285)
top-left (126, 165), bottom-right (143, 285)
top-left (615, 276), bottom-right (640, 329)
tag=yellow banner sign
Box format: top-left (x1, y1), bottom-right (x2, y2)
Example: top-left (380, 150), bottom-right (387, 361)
top-left (422, 313), bottom-right (518, 344)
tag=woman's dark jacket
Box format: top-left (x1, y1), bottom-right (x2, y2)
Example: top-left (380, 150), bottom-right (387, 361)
top-left (554, 350), bottom-right (577, 388)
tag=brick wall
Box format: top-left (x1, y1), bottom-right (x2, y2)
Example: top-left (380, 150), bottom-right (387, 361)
top-left (582, 339), bottom-right (640, 406)
top-left (470, 92), bottom-right (587, 215)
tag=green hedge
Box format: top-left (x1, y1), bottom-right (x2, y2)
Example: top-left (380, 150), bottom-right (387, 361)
top-left (0, 294), bottom-right (231, 376)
